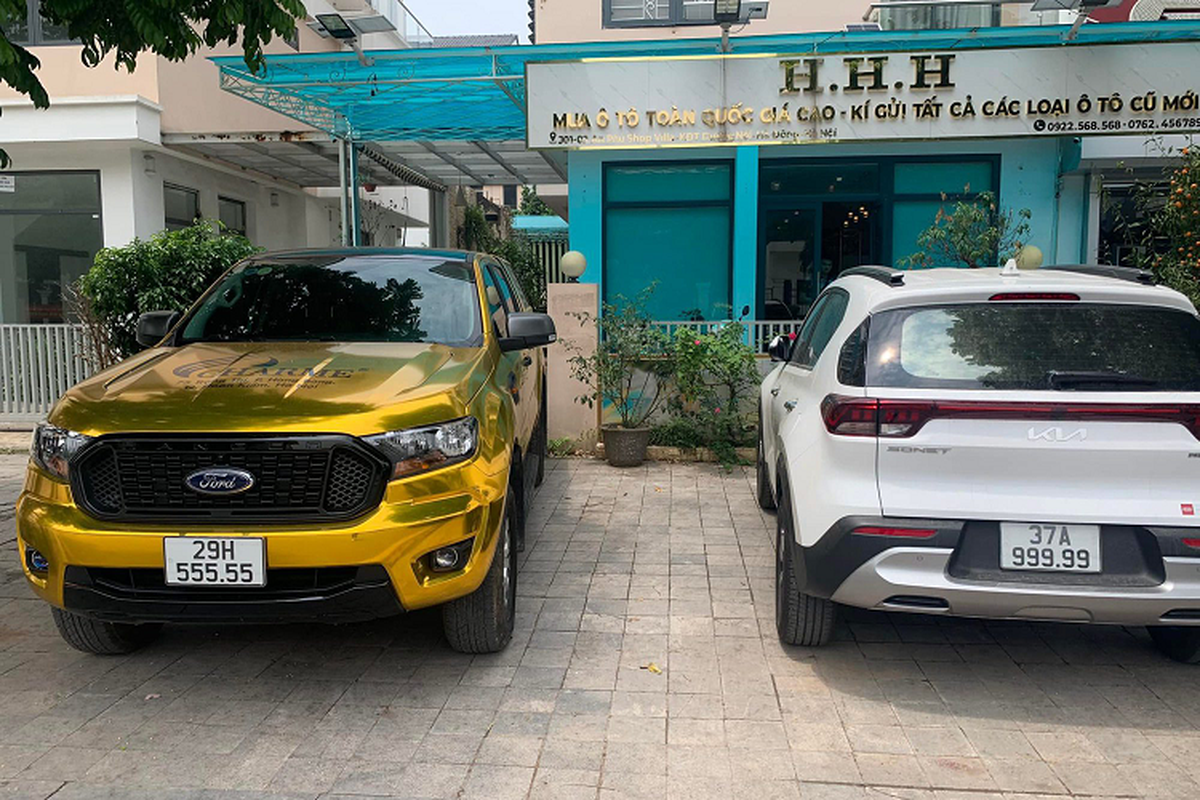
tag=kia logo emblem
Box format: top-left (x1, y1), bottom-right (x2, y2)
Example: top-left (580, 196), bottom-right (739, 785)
top-left (185, 467), bottom-right (255, 495)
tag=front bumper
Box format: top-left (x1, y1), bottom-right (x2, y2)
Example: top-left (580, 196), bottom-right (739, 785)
top-left (796, 517), bottom-right (1200, 626)
top-left (16, 457), bottom-right (508, 624)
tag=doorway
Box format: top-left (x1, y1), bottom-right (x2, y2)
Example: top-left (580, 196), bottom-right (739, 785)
top-left (760, 200), bottom-right (881, 320)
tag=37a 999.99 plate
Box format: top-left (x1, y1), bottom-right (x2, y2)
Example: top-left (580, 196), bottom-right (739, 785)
top-left (999, 523), bottom-right (1101, 573)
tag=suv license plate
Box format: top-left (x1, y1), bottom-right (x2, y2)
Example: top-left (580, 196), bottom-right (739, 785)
top-left (164, 537), bottom-right (266, 586)
top-left (999, 523), bottom-right (1101, 573)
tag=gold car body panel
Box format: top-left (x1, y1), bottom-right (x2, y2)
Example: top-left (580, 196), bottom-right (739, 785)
top-left (16, 252), bottom-right (540, 615)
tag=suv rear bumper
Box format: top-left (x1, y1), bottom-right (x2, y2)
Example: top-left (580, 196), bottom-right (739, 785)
top-left (830, 548), bottom-right (1200, 626)
top-left (796, 517), bottom-right (1200, 626)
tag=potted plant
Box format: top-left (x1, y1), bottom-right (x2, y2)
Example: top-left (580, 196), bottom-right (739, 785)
top-left (567, 285), bottom-right (673, 467)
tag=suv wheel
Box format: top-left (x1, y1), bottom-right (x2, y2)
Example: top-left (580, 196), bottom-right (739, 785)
top-left (1149, 626), bottom-right (1200, 664)
top-left (756, 418), bottom-right (776, 511)
top-left (442, 497), bottom-right (517, 654)
top-left (51, 607), bottom-right (161, 655)
top-left (774, 472), bottom-right (835, 647)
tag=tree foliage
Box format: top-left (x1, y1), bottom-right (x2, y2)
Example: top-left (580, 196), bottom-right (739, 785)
top-left (901, 190), bottom-right (1032, 269)
top-left (78, 222), bottom-right (261, 361)
top-left (0, 0), bottom-right (303, 166)
top-left (518, 186), bottom-right (556, 217)
top-left (1142, 146), bottom-right (1200, 307)
top-left (459, 204), bottom-right (546, 311)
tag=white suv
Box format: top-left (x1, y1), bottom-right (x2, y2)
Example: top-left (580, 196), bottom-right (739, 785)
top-left (758, 264), bottom-right (1200, 663)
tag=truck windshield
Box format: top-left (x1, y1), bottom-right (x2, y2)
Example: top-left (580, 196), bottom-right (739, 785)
top-left (866, 302), bottom-right (1200, 391)
top-left (179, 254), bottom-right (483, 346)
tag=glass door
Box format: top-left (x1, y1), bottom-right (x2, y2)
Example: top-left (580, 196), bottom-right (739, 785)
top-left (761, 206), bottom-right (819, 321)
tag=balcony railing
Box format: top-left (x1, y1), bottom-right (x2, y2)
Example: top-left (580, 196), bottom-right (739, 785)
top-left (652, 320), bottom-right (806, 354)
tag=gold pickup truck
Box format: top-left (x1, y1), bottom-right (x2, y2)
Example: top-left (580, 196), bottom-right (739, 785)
top-left (17, 248), bottom-right (555, 654)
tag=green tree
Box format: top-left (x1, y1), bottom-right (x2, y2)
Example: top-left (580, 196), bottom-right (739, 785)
top-left (900, 190), bottom-right (1032, 269)
top-left (671, 321), bottom-right (759, 465)
top-left (1145, 146), bottom-right (1200, 307)
top-left (0, 0), bottom-right (303, 166)
top-left (459, 204), bottom-right (546, 311)
top-left (76, 222), bottom-right (261, 362)
top-left (518, 186), bottom-right (556, 217)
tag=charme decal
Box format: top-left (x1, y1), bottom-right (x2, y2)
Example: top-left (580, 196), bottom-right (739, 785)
top-left (172, 355), bottom-right (370, 390)
top-left (526, 42), bottom-right (1200, 150)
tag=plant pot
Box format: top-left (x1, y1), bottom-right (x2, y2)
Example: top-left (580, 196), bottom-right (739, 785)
top-left (602, 425), bottom-right (651, 467)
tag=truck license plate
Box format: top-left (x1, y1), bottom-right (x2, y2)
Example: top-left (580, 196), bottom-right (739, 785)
top-left (999, 523), bottom-right (1101, 573)
top-left (164, 537), bottom-right (266, 586)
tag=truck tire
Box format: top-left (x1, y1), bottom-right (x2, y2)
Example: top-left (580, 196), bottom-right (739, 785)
top-left (51, 607), bottom-right (161, 655)
top-left (442, 496), bottom-right (517, 654)
top-left (1149, 626), bottom-right (1200, 664)
top-left (774, 469), bottom-right (835, 647)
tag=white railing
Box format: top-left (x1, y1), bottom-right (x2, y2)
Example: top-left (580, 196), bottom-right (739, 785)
top-left (0, 324), bottom-right (96, 421)
top-left (652, 320), bottom-right (806, 354)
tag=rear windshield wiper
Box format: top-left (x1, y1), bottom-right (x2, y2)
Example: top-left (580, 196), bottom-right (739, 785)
top-left (1046, 370), bottom-right (1160, 390)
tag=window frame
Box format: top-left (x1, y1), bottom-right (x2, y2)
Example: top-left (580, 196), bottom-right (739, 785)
top-left (217, 195), bottom-right (247, 237)
top-left (164, 183), bottom-right (201, 231)
top-left (5, 0), bottom-right (75, 46)
top-left (603, 0), bottom-right (716, 28)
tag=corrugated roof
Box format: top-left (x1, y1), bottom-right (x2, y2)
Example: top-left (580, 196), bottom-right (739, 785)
top-left (432, 34), bottom-right (519, 48)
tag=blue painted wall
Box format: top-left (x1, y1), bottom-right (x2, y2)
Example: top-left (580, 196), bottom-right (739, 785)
top-left (568, 137), bottom-right (1085, 316)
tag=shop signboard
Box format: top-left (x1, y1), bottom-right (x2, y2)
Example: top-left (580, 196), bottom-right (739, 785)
top-left (526, 41), bottom-right (1200, 149)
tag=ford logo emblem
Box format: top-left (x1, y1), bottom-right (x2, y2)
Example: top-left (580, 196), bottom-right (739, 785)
top-left (185, 467), bottom-right (255, 495)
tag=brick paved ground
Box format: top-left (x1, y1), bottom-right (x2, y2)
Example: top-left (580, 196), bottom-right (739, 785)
top-left (0, 454), bottom-right (1197, 798)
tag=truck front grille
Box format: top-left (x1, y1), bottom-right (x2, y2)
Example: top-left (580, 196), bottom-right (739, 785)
top-left (71, 435), bottom-right (389, 523)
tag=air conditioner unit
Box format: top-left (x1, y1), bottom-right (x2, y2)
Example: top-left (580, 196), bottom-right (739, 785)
top-left (847, 21), bottom-right (883, 31)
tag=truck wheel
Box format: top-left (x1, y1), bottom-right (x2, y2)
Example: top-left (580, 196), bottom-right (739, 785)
top-left (51, 607), bottom-right (161, 655)
top-left (774, 472), bottom-right (835, 647)
top-left (442, 497), bottom-right (517, 654)
top-left (756, 421), bottom-right (776, 511)
top-left (534, 396), bottom-right (547, 487)
top-left (1149, 626), bottom-right (1200, 664)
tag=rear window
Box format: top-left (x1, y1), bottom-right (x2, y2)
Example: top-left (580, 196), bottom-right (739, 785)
top-left (867, 303), bottom-right (1200, 391)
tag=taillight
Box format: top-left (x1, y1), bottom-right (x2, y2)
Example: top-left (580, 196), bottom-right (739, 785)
top-left (853, 526), bottom-right (937, 538)
top-left (822, 394), bottom-right (1200, 440)
top-left (1185, 538), bottom-right (1200, 549)
top-left (989, 292), bottom-right (1080, 301)
top-left (820, 395), bottom-right (877, 436)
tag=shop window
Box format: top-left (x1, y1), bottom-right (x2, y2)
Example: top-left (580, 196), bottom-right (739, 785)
top-left (0, 172), bottom-right (103, 323)
top-left (604, 162), bottom-right (732, 322)
top-left (761, 164), bottom-right (880, 197)
top-left (218, 196), bottom-right (246, 236)
top-left (1098, 182), bottom-right (1168, 267)
top-left (890, 160), bottom-right (998, 268)
top-left (164, 184), bottom-right (200, 231)
top-left (2, 0), bottom-right (74, 45)
top-left (879, 5), bottom-right (999, 30)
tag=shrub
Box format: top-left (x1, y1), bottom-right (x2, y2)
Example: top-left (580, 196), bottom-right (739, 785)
top-left (77, 223), bottom-right (260, 362)
top-left (900, 190), bottom-right (1032, 269)
top-left (648, 417), bottom-right (706, 449)
top-left (670, 320), bottom-right (759, 466)
top-left (566, 284), bottom-right (674, 430)
top-left (1146, 146), bottom-right (1200, 307)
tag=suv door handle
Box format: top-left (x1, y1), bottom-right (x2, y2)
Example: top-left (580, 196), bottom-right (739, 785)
top-left (770, 387), bottom-right (781, 397)
top-left (783, 400), bottom-right (797, 412)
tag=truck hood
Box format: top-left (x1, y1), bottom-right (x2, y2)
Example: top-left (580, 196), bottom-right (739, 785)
top-left (51, 342), bottom-right (493, 436)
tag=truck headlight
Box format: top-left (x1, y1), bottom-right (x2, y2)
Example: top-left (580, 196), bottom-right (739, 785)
top-left (364, 416), bottom-right (478, 480)
top-left (31, 423), bottom-right (92, 480)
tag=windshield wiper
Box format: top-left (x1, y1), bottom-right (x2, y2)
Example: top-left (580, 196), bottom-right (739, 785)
top-left (1046, 370), bottom-right (1160, 390)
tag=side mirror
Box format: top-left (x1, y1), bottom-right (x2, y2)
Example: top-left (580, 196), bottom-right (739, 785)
top-left (499, 312), bottom-right (557, 352)
top-left (768, 334), bottom-right (793, 363)
top-left (136, 311), bottom-right (181, 348)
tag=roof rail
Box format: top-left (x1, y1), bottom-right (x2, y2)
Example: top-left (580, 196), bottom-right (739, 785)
top-left (840, 266), bottom-right (905, 287)
top-left (1040, 264), bottom-right (1155, 286)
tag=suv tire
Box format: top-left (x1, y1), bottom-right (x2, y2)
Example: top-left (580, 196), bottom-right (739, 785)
top-left (51, 607), bottom-right (161, 655)
top-left (442, 496), bottom-right (517, 654)
top-left (756, 414), bottom-right (776, 511)
top-left (1148, 626), bottom-right (1200, 664)
top-left (774, 469), bottom-right (835, 647)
